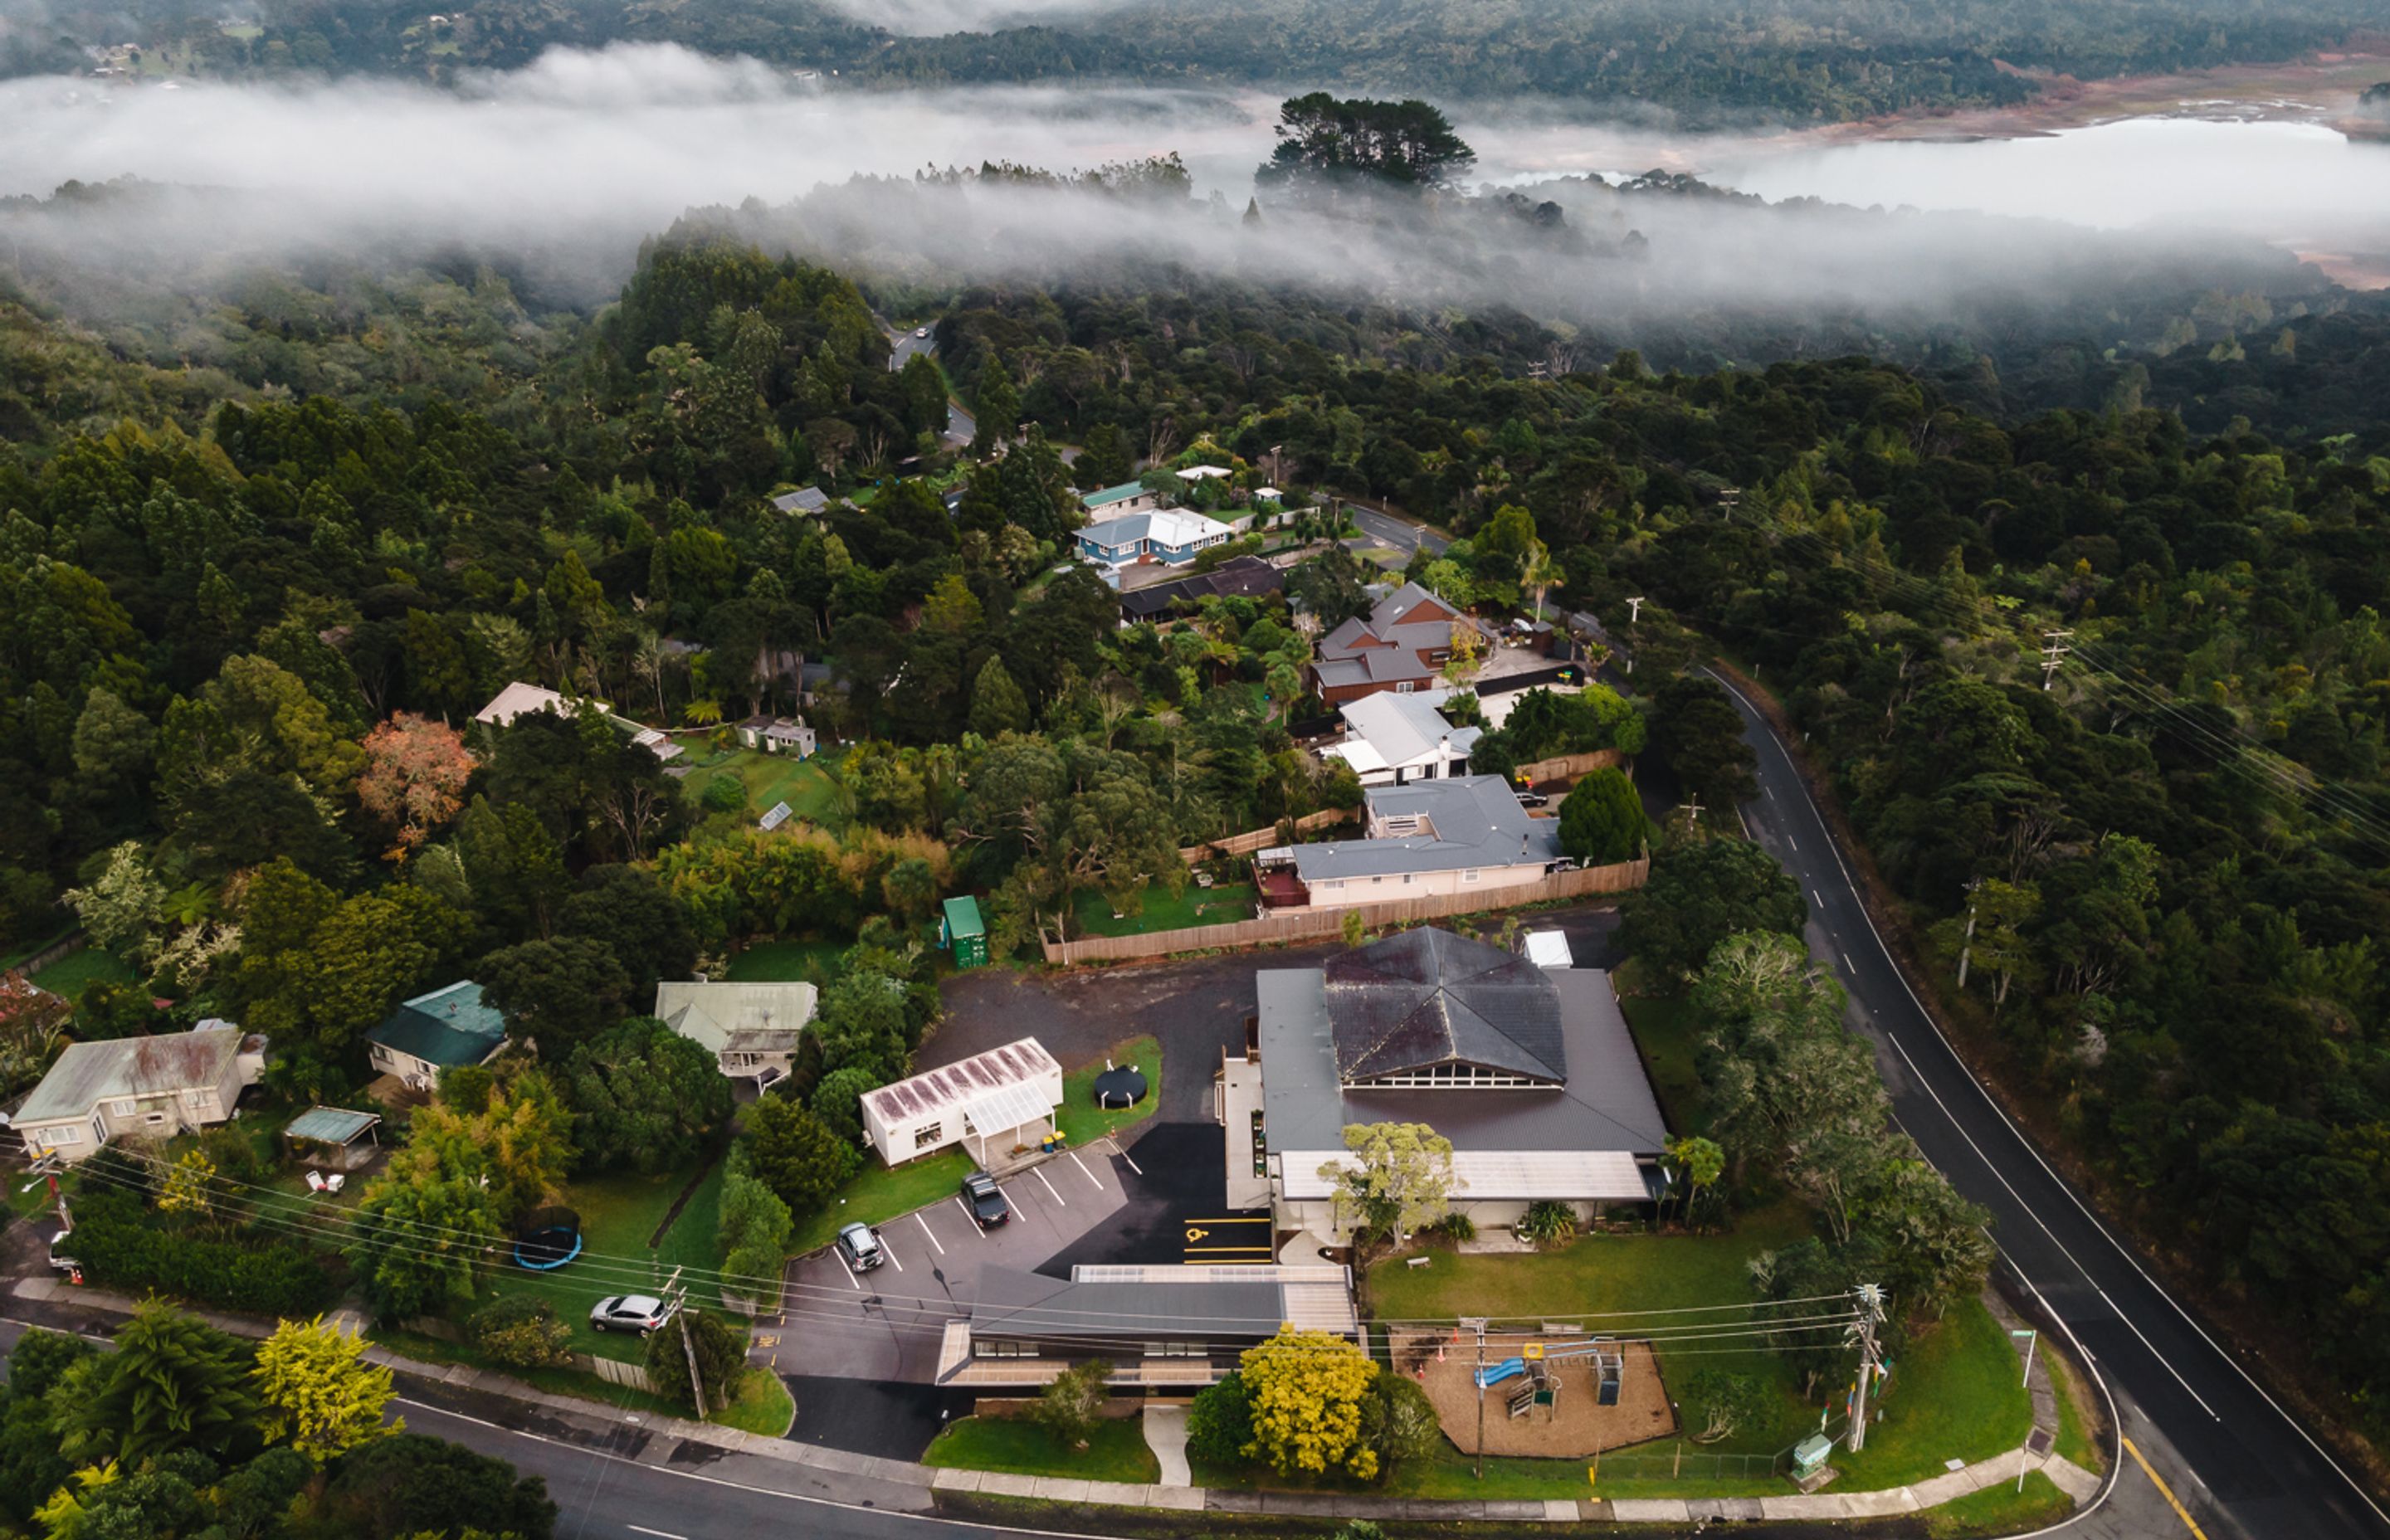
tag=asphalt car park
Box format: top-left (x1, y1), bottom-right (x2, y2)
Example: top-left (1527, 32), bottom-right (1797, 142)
top-left (774, 1141), bottom-right (1134, 1384)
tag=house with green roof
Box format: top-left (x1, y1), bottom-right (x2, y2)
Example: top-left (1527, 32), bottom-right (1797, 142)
top-left (1079, 480), bottom-right (1161, 519)
top-left (366, 982), bottom-right (509, 1091)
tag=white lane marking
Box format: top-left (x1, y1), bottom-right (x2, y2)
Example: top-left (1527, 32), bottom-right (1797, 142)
top-left (1812, 889), bottom-right (1825, 906)
top-left (1841, 951), bottom-right (1855, 971)
top-left (914, 1211), bottom-right (944, 1255)
top-left (833, 1252), bottom-right (859, 1291)
top-left (881, 1235), bottom-right (903, 1272)
top-left (1704, 670), bottom-right (2287, 1455)
top-left (1111, 1138), bottom-right (1144, 1176)
top-left (1068, 1151), bottom-right (1101, 1189)
top-left (1034, 1167), bottom-right (1067, 1208)
top-left (393, 1397), bottom-right (1120, 1540)
top-left (955, 1195), bottom-right (984, 1231)
top-left (629, 1528), bottom-right (688, 1539)
top-left (1788, 835), bottom-right (1798, 851)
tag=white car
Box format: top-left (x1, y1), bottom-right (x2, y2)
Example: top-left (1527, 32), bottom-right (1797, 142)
top-left (914, 327), bottom-right (929, 339)
top-left (589, 1294), bottom-right (671, 1334)
top-left (46, 1229), bottom-right (79, 1275)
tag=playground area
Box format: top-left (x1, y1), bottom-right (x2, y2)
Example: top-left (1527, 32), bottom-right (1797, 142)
top-left (1385, 1326), bottom-right (1677, 1458)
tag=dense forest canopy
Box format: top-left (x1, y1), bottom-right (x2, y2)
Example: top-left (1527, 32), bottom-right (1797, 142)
top-left (10, 0), bottom-right (2383, 126)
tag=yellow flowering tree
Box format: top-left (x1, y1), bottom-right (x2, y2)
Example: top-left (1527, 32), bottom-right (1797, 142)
top-left (252, 1316), bottom-right (402, 1464)
top-left (1239, 1327), bottom-right (1380, 1480)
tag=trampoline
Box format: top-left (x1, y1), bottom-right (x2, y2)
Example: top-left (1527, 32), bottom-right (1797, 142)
top-left (1092, 1065), bottom-right (1149, 1110)
top-left (513, 1206), bottom-right (583, 1271)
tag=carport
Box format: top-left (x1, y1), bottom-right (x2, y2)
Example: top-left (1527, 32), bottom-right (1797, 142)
top-left (957, 1079), bottom-right (1059, 1167)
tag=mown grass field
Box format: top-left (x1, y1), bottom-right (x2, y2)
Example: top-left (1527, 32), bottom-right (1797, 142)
top-left (924, 1416), bottom-right (1159, 1484)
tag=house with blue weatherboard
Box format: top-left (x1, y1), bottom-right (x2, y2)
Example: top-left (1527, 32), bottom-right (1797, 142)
top-left (1076, 508), bottom-right (1235, 568)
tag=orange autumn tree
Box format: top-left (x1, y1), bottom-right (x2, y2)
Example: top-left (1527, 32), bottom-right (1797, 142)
top-left (358, 713), bottom-right (476, 860)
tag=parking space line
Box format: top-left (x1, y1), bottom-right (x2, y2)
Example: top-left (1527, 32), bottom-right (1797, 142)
top-left (833, 1252), bottom-right (859, 1291)
top-left (958, 1195), bottom-right (990, 1230)
top-left (914, 1212), bottom-right (944, 1255)
top-left (882, 1236), bottom-right (904, 1272)
top-left (1034, 1168), bottom-right (1067, 1207)
top-left (1068, 1151), bottom-right (1101, 1189)
top-left (1110, 1138), bottom-right (1143, 1176)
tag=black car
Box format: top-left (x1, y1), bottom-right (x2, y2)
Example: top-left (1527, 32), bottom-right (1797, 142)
top-left (961, 1171), bottom-right (1010, 1229)
top-left (1515, 788), bottom-right (1550, 808)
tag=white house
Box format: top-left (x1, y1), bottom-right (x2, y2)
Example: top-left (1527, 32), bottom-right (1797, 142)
top-left (9, 1024), bottom-right (264, 1162)
top-left (474, 681), bottom-right (607, 728)
top-left (861, 1038), bottom-right (1063, 1167)
top-left (364, 982), bottom-right (508, 1090)
top-left (1319, 688), bottom-right (1480, 787)
top-left (1243, 928), bottom-right (1668, 1235)
top-left (1255, 776), bottom-right (1563, 911)
top-left (653, 981), bottom-right (817, 1080)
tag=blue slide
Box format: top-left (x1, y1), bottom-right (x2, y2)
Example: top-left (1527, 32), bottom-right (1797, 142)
top-left (1474, 1357), bottom-right (1527, 1388)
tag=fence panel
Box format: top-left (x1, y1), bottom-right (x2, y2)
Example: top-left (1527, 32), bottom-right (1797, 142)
top-left (1178, 807), bottom-right (1358, 864)
top-left (1511, 748), bottom-right (1626, 785)
top-left (1043, 859), bottom-right (1647, 964)
top-left (588, 1356), bottom-right (659, 1393)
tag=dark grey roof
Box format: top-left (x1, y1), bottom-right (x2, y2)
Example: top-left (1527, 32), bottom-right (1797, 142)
top-left (771, 487), bottom-right (830, 514)
top-left (1324, 928), bottom-right (1565, 1083)
top-left (1257, 958), bottom-right (1667, 1156)
top-left (1314, 651), bottom-right (1438, 689)
top-left (970, 1266), bottom-right (1285, 1343)
top-left (1117, 556), bottom-right (1286, 618)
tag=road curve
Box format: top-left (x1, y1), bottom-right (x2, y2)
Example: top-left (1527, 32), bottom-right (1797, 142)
top-left (1705, 665), bottom-right (2390, 1540)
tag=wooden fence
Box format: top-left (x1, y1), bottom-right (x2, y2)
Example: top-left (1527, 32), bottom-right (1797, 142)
top-left (405, 1314), bottom-right (659, 1394)
top-left (1512, 748), bottom-right (1626, 786)
top-left (1042, 858), bottom-right (1648, 965)
top-left (1179, 807), bottom-right (1358, 864)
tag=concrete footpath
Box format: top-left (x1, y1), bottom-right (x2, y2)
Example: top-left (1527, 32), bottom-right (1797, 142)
top-left (8, 1276), bottom-right (2100, 1528)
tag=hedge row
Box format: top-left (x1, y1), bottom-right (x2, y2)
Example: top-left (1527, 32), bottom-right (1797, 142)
top-left (69, 1189), bottom-right (338, 1316)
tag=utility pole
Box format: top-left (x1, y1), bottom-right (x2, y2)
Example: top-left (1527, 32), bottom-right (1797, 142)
top-left (1472, 1320), bottom-right (1487, 1480)
top-left (662, 1265), bottom-right (707, 1419)
top-left (1682, 794), bottom-right (1705, 833)
top-left (2038, 630), bottom-right (2075, 692)
top-left (1846, 1284), bottom-right (1885, 1452)
top-left (1956, 878), bottom-right (1981, 990)
top-left (1625, 597), bottom-right (1644, 675)
top-left (20, 1152), bottom-right (71, 1236)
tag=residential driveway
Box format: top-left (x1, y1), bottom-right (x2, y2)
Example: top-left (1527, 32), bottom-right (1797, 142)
top-left (776, 1143), bottom-right (1133, 1385)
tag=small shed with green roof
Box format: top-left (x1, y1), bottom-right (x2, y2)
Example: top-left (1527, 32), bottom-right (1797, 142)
top-left (282, 1105), bottom-right (383, 1171)
top-left (941, 896), bottom-right (988, 968)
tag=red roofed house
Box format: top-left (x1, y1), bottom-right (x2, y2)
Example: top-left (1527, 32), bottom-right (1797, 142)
top-left (861, 1037), bottom-right (1064, 1167)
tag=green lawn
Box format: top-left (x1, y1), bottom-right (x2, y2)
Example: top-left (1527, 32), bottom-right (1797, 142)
top-left (378, 1327), bottom-right (788, 1436)
top-left (924, 1416), bottom-right (1160, 1484)
top-left (1363, 1208), bottom-right (2032, 1495)
top-left (1616, 982), bottom-right (1705, 1136)
top-left (32, 948), bottom-right (136, 997)
top-left (2, 927), bottom-right (76, 972)
top-left (790, 1146), bottom-right (977, 1255)
top-left (712, 1364), bottom-right (797, 1436)
top-left (465, 1162), bottom-right (729, 1363)
top-left (1054, 1036), bottom-right (1163, 1148)
top-left (724, 938), bottom-right (847, 983)
top-left (1071, 880), bottom-right (1256, 938)
top-left (682, 747), bottom-right (845, 828)
top-left (1925, 1469), bottom-right (2074, 1538)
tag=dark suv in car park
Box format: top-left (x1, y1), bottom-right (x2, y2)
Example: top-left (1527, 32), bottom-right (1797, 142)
top-left (961, 1170), bottom-right (1010, 1229)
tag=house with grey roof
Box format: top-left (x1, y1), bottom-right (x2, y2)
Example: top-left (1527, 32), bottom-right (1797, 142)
top-left (1255, 775), bottom-right (1560, 910)
top-left (365, 982), bottom-right (508, 1091)
top-left (653, 980), bottom-right (817, 1080)
top-left (8, 1023), bottom-right (264, 1162)
top-left (1232, 927), bottom-right (1669, 1236)
top-left (1076, 508), bottom-right (1233, 569)
top-left (934, 1262), bottom-right (1359, 1389)
top-left (1319, 686), bottom-right (1480, 787)
top-left (770, 486), bottom-right (830, 515)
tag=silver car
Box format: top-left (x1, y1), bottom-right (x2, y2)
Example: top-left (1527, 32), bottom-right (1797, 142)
top-left (589, 1294), bottom-right (671, 1334)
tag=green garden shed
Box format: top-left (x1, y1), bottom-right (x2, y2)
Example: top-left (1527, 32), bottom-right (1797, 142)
top-left (941, 896), bottom-right (988, 967)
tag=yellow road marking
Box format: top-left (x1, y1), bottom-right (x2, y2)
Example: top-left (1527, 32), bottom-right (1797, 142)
top-left (1184, 1247), bottom-right (1275, 1256)
top-left (2124, 1436), bottom-right (2211, 1539)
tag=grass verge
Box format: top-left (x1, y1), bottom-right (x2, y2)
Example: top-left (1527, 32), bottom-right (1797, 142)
top-left (790, 1146), bottom-right (976, 1255)
top-left (1071, 882), bottom-right (1256, 938)
top-left (725, 938), bottom-right (847, 983)
top-left (1614, 983), bottom-right (1705, 1135)
top-left (2042, 1348), bottom-right (2103, 1472)
top-left (924, 1416), bottom-right (1160, 1484)
top-left (32, 948), bottom-right (136, 997)
top-left (1924, 1469), bottom-right (2073, 1538)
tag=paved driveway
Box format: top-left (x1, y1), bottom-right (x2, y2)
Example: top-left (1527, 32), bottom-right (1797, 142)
top-left (775, 1143), bottom-right (1132, 1384)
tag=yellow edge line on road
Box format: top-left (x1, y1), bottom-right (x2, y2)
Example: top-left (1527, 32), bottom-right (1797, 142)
top-left (2123, 1436), bottom-right (2210, 1539)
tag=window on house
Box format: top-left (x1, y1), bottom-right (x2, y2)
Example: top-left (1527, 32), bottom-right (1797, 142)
top-left (973, 1339), bottom-right (1037, 1358)
top-left (1396, 681), bottom-right (1416, 694)
top-left (1462, 868), bottom-right (1480, 883)
top-left (915, 1122), bottom-right (944, 1149)
top-left (1144, 1341), bottom-right (1202, 1357)
top-left (1402, 874), bottom-right (1415, 885)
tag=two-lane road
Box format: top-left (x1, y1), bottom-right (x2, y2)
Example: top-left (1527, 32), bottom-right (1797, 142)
top-left (1706, 665), bottom-right (2390, 1540)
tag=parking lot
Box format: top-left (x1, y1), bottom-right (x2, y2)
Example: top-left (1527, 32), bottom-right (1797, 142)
top-left (773, 1140), bottom-right (1136, 1384)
